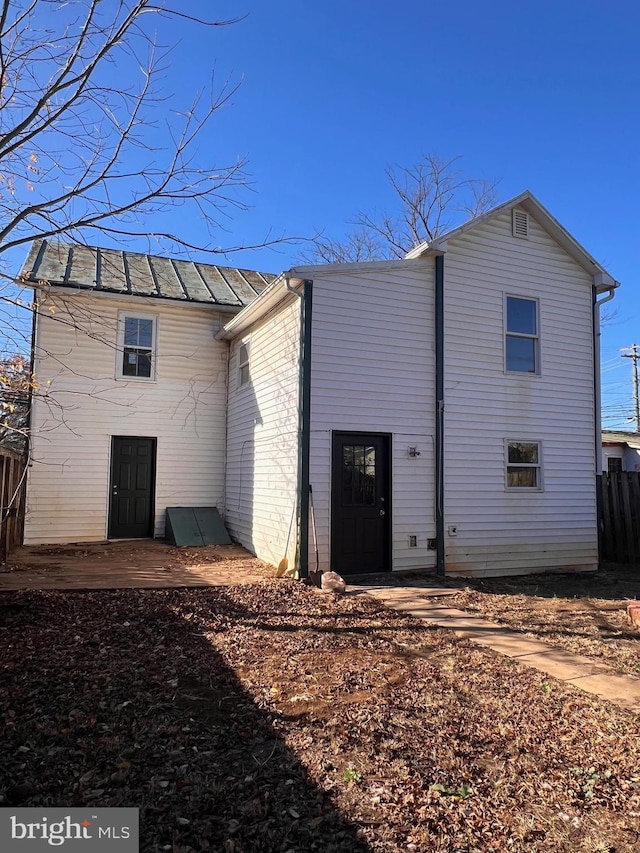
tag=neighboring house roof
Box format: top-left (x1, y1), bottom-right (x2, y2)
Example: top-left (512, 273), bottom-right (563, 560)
top-left (602, 430), bottom-right (640, 448)
top-left (19, 239), bottom-right (277, 308)
top-left (405, 190), bottom-right (619, 290)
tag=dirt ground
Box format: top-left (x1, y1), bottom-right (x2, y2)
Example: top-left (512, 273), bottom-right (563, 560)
top-left (3, 543), bottom-right (640, 679)
top-left (0, 540), bottom-right (274, 589)
top-left (1, 581), bottom-right (640, 852)
top-left (422, 563), bottom-right (640, 677)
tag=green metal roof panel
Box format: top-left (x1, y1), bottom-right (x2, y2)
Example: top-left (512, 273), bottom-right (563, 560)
top-left (21, 239), bottom-right (277, 308)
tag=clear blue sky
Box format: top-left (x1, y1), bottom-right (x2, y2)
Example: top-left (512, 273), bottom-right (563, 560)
top-left (8, 0), bottom-right (640, 426)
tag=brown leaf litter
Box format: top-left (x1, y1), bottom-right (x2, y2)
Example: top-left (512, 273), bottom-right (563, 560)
top-left (0, 580), bottom-right (639, 852)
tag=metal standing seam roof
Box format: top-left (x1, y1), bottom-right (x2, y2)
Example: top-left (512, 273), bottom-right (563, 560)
top-left (19, 240), bottom-right (277, 309)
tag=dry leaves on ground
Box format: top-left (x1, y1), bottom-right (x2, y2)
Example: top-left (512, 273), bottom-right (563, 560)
top-left (1, 581), bottom-right (639, 852)
top-left (432, 563), bottom-right (640, 676)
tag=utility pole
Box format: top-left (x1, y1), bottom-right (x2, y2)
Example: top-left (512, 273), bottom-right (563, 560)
top-left (622, 344), bottom-right (640, 433)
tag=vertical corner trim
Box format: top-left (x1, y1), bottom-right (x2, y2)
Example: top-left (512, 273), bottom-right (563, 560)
top-left (435, 255), bottom-right (445, 577)
top-left (297, 280), bottom-right (313, 579)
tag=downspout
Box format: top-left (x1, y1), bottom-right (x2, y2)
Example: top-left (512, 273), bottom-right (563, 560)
top-left (26, 288), bottom-right (38, 458)
top-left (593, 281), bottom-right (618, 561)
top-left (434, 254), bottom-right (445, 577)
top-left (286, 276), bottom-right (313, 581)
top-left (593, 283), bottom-right (617, 472)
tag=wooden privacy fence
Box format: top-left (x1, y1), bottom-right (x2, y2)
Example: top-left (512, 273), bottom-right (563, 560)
top-left (0, 448), bottom-right (27, 562)
top-left (599, 471), bottom-right (640, 563)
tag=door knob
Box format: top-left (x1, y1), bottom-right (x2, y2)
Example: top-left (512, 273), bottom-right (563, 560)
top-left (379, 509), bottom-right (386, 516)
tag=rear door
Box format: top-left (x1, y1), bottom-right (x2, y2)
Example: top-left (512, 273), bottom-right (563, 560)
top-left (331, 432), bottom-right (391, 574)
top-left (108, 436), bottom-right (156, 538)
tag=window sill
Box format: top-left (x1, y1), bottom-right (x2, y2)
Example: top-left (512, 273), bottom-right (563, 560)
top-left (116, 374), bottom-right (157, 383)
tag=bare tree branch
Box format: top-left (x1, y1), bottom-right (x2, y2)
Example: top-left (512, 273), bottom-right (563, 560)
top-left (0, 0), bottom-right (294, 258)
top-left (304, 154), bottom-right (499, 264)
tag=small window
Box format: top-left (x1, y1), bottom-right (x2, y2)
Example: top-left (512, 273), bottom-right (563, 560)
top-left (608, 457), bottom-right (623, 474)
top-left (238, 342), bottom-right (250, 386)
top-left (118, 313), bottom-right (156, 380)
top-left (506, 441), bottom-right (541, 489)
top-left (506, 296), bottom-right (539, 373)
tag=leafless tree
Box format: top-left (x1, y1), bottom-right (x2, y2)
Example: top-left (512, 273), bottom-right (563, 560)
top-left (0, 0), bottom-right (286, 261)
top-left (0, 1), bottom-right (301, 462)
top-left (304, 154), bottom-right (498, 263)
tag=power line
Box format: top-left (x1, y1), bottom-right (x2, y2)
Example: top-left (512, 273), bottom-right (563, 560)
top-left (621, 344), bottom-right (640, 433)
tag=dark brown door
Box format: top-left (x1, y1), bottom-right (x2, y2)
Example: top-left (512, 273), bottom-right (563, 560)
top-left (331, 432), bottom-right (391, 575)
top-left (109, 437), bottom-right (156, 538)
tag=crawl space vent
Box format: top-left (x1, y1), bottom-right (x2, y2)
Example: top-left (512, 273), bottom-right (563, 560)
top-left (512, 209), bottom-right (529, 238)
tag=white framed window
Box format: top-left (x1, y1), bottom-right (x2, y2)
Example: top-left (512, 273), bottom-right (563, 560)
top-left (505, 295), bottom-right (539, 374)
top-left (505, 440), bottom-right (542, 490)
top-left (117, 312), bottom-right (157, 380)
top-left (238, 341), bottom-right (250, 387)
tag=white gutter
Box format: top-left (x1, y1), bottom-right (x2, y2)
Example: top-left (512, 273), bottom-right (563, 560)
top-left (217, 272), bottom-right (304, 340)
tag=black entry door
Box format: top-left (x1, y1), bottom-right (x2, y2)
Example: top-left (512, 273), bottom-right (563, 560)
top-left (109, 437), bottom-right (156, 538)
top-left (331, 432), bottom-right (391, 575)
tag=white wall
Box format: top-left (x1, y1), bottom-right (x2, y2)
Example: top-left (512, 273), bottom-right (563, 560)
top-left (27, 290), bottom-right (229, 543)
top-left (309, 262), bottom-right (436, 573)
top-left (443, 208), bottom-right (598, 576)
top-left (602, 445), bottom-right (640, 472)
top-left (623, 447), bottom-right (640, 472)
top-left (224, 296), bottom-right (301, 568)
top-left (602, 446), bottom-right (625, 471)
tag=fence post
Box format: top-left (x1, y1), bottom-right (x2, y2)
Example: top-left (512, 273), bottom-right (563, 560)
top-left (599, 471), bottom-right (640, 564)
top-left (0, 448), bottom-right (27, 563)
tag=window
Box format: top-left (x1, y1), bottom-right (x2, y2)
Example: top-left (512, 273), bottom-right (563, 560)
top-left (506, 440), bottom-right (541, 489)
top-left (506, 296), bottom-right (538, 373)
top-left (118, 313), bottom-right (156, 380)
top-left (342, 445), bottom-right (376, 506)
top-left (608, 457), bottom-right (623, 474)
top-left (238, 342), bottom-right (250, 386)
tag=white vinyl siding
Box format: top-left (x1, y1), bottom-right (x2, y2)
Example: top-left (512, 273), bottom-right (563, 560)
top-left (26, 292), bottom-right (229, 544)
top-left (443, 208), bottom-right (597, 577)
top-left (309, 262), bottom-right (436, 573)
top-left (225, 296), bottom-right (301, 568)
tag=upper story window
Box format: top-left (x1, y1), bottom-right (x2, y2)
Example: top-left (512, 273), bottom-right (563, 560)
top-left (118, 313), bottom-right (156, 380)
top-left (505, 296), bottom-right (539, 374)
top-left (238, 341), bottom-right (250, 387)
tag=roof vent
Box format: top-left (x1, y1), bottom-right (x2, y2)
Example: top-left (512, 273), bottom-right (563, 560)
top-left (512, 209), bottom-right (529, 238)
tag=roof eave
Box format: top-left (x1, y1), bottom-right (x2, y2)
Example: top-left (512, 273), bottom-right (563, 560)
top-left (405, 191), bottom-right (618, 284)
top-left (217, 273), bottom-right (302, 340)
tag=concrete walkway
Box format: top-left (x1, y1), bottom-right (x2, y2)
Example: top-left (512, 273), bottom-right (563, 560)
top-left (356, 584), bottom-right (640, 714)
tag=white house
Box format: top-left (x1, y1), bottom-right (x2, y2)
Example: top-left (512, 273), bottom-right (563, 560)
top-left (601, 431), bottom-right (640, 473)
top-left (21, 242), bottom-right (275, 545)
top-left (20, 191), bottom-right (618, 578)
